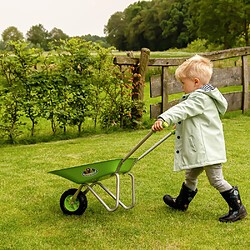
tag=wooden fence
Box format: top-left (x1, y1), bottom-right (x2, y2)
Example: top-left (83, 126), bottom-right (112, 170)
top-left (114, 47), bottom-right (250, 120)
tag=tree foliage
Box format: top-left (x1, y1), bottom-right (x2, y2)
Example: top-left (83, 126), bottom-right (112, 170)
top-left (0, 44), bottom-right (26, 141)
top-left (105, 0), bottom-right (249, 50)
top-left (0, 25), bottom-right (110, 51)
top-left (26, 24), bottom-right (49, 50)
top-left (48, 27), bottom-right (69, 47)
top-left (81, 34), bottom-right (110, 48)
top-left (104, 0), bottom-right (194, 50)
top-left (161, 0), bottom-right (192, 48)
top-left (189, 0), bottom-right (250, 48)
top-left (1, 0), bottom-right (249, 51)
top-left (1, 26), bottom-right (24, 43)
top-left (104, 11), bottom-right (127, 50)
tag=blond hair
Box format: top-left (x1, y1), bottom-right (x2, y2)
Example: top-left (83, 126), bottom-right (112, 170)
top-left (175, 55), bottom-right (213, 85)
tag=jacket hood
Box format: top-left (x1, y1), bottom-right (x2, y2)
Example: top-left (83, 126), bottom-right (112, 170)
top-left (196, 88), bottom-right (228, 115)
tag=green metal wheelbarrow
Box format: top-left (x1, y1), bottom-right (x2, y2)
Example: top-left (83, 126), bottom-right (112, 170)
top-left (49, 128), bottom-right (174, 215)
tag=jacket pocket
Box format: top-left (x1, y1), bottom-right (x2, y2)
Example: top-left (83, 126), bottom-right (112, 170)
top-left (189, 136), bottom-right (197, 152)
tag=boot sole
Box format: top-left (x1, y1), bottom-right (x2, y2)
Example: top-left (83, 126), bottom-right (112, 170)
top-left (219, 209), bottom-right (248, 222)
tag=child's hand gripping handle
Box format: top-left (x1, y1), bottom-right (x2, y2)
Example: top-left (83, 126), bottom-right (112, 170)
top-left (152, 120), bottom-right (166, 132)
top-left (152, 120), bottom-right (175, 134)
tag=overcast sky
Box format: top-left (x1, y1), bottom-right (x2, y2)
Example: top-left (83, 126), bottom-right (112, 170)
top-left (0, 0), bottom-right (150, 38)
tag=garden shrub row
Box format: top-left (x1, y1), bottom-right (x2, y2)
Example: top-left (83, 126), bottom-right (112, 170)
top-left (0, 39), bottom-right (139, 141)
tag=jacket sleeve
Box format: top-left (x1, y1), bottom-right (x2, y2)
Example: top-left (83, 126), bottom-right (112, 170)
top-left (158, 93), bottom-right (207, 126)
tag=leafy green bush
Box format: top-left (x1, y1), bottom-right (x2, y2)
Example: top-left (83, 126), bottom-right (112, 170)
top-left (0, 39), bottom-right (138, 142)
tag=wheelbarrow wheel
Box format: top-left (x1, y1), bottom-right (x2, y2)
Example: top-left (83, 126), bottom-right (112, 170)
top-left (60, 188), bottom-right (87, 215)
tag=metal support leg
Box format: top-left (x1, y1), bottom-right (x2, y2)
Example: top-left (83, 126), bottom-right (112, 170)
top-left (85, 172), bottom-right (135, 212)
top-left (83, 183), bottom-right (96, 195)
top-left (100, 173), bottom-right (135, 209)
top-left (86, 173), bottom-right (120, 212)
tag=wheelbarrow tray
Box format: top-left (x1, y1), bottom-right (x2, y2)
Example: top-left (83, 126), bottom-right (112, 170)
top-left (49, 158), bottom-right (136, 184)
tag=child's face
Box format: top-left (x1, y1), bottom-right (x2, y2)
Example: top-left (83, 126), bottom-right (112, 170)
top-left (181, 77), bottom-right (201, 94)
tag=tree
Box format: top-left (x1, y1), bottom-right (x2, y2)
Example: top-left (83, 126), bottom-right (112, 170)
top-left (104, 0), bottom-right (248, 50)
top-left (48, 27), bottom-right (69, 46)
top-left (10, 41), bottom-right (43, 136)
top-left (189, 0), bottom-right (249, 48)
top-left (125, 0), bottom-right (173, 50)
top-left (104, 11), bottom-right (127, 50)
top-left (0, 41), bottom-right (43, 138)
top-left (81, 34), bottom-right (110, 48)
top-left (1, 26), bottom-right (24, 42)
top-left (47, 38), bottom-right (93, 134)
top-left (140, 8), bottom-right (166, 50)
top-left (241, 0), bottom-right (250, 46)
top-left (123, 1), bottom-right (151, 50)
top-left (0, 46), bottom-right (25, 141)
top-left (125, 14), bottom-right (147, 50)
top-left (161, 0), bottom-right (193, 48)
top-left (26, 24), bottom-right (49, 50)
top-left (105, 0), bottom-right (190, 50)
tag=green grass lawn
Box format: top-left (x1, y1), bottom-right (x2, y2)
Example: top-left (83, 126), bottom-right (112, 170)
top-left (0, 112), bottom-right (249, 249)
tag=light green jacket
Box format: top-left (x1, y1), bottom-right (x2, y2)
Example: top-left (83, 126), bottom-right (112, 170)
top-left (159, 88), bottom-right (228, 171)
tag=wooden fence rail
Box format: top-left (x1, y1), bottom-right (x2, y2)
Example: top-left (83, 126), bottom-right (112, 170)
top-left (114, 47), bottom-right (250, 120)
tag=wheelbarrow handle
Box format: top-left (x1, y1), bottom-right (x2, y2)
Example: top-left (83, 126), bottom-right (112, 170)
top-left (115, 130), bottom-right (154, 173)
top-left (135, 129), bottom-right (175, 163)
top-left (115, 122), bottom-right (173, 173)
top-left (124, 121), bottom-right (169, 160)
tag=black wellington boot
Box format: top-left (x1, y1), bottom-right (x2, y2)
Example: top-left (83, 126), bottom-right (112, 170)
top-left (219, 186), bottom-right (248, 222)
top-left (163, 182), bottom-right (197, 211)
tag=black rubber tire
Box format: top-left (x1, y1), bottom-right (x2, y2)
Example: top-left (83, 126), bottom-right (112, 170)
top-left (60, 188), bottom-right (87, 215)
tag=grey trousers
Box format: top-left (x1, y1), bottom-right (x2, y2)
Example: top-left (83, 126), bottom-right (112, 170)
top-left (185, 164), bottom-right (232, 193)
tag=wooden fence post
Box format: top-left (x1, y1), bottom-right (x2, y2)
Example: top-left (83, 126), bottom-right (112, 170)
top-left (162, 66), bottom-right (169, 113)
top-left (132, 48), bottom-right (150, 127)
top-left (242, 55), bottom-right (249, 114)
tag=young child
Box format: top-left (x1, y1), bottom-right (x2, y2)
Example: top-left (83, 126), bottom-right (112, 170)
top-left (152, 55), bottom-right (247, 222)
